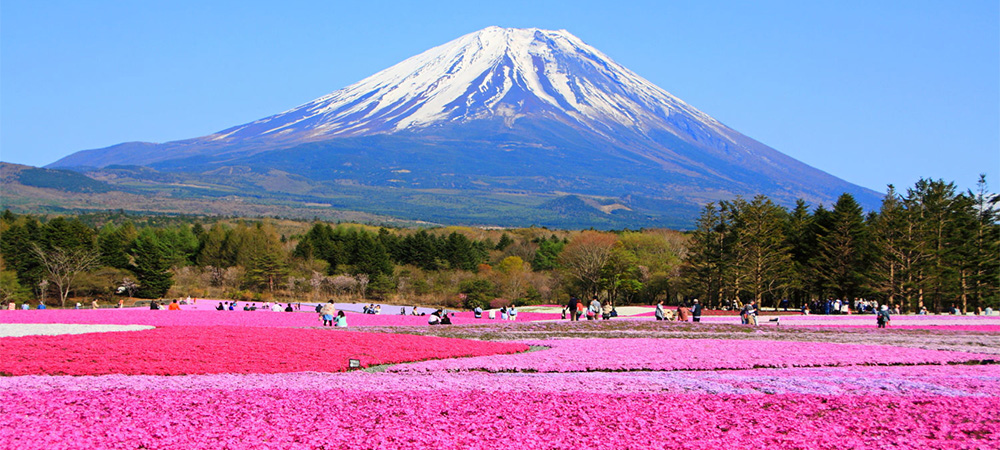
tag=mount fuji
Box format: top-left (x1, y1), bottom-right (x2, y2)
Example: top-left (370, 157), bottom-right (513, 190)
top-left (48, 27), bottom-right (880, 228)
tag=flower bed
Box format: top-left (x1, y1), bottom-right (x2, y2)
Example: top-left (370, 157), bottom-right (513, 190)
top-left (0, 326), bottom-right (529, 376)
top-left (393, 338), bottom-right (991, 373)
top-left (6, 364), bottom-right (999, 397)
top-left (2, 390), bottom-right (997, 449)
top-left (0, 309), bottom-right (549, 327)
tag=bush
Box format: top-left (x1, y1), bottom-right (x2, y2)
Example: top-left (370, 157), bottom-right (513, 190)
top-left (459, 278), bottom-right (495, 310)
top-left (489, 297), bottom-right (510, 309)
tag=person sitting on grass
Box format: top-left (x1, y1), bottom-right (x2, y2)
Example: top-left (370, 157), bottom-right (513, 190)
top-left (216, 302), bottom-right (224, 311)
top-left (285, 303), bottom-right (294, 312)
top-left (428, 310), bottom-right (442, 325)
top-left (334, 310), bottom-right (348, 328)
top-left (168, 299), bottom-right (182, 311)
top-left (441, 312), bottom-right (453, 325)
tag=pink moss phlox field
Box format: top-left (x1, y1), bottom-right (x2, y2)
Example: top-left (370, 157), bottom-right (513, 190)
top-left (393, 338), bottom-right (991, 373)
top-left (0, 309), bottom-right (554, 327)
top-left (5, 364), bottom-right (999, 397)
top-left (2, 390), bottom-right (998, 450)
top-left (0, 326), bottom-right (529, 376)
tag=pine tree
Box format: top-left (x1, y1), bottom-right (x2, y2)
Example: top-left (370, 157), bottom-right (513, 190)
top-left (969, 175), bottom-right (1000, 310)
top-left (783, 199), bottom-right (814, 308)
top-left (98, 223), bottom-right (133, 270)
top-left (730, 195), bottom-right (792, 308)
top-left (352, 232), bottom-right (393, 277)
top-left (869, 185), bottom-right (909, 308)
top-left (907, 179), bottom-right (964, 312)
top-left (814, 193), bottom-right (870, 301)
top-left (131, 229), bottom-right (173, 298)
top-left (681, 203), bottom-right (727, 307)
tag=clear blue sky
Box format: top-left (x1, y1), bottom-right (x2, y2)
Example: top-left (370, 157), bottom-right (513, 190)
top-left (2, 0), bottom-right (997, 194)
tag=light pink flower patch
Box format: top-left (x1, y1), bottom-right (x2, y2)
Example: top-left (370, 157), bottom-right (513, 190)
top-left (0, 326), bottom-right (528, 376)
top-left (2, 390), bottom-right (997, 449)
top-left (5, 364), bottom-right (999, 397)
top-left (393, 338), bottom-right (992, 373)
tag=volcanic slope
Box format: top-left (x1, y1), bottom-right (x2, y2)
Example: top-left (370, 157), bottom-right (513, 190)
top-left (49, 27), bottom-right (880, 228)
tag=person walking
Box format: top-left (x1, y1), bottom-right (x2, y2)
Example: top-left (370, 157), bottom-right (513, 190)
top-left (566, 298), bottom-right (578, 321)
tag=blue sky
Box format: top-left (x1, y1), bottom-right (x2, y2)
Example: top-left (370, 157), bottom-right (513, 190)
top-left (2, 0), bottom-right (997, 194)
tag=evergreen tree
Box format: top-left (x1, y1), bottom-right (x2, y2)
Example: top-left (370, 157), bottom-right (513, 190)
top-left (531, 236), bottom-right (565, 271)
top-left (969, 175), bottom-right (1000, 310)
top-left (495, 233), bottom-right (514, 251)
top-left (246, 251), bottom-right (288, 293)
top-left (869, 185), bottom-right (909, 308)
top-left (813, 194), bottom-right (870, 301)
top-left (459, 278), bottom-right (496, 310)
top-left (352, 232), bottom-right (393, 277)
top-left (131, 229), bottom-right (173, 298)
top-left (783, 199), bottom-right (814, 308)
top-left (98, 223), bottom-right (133, 270)
top-left (681, 202), bottom-right (727, 308)
top-left (730, 195), bottom-right (792, 307)
top-left (907, 179), bottom-right (964, 312)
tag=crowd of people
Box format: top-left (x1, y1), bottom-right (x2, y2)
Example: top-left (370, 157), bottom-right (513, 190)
top-left (561, 297), bottom-right (619, 321)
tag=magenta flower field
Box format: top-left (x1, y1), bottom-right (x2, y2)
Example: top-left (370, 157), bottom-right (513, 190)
top-left (2, 307), bottom-right (999, 449)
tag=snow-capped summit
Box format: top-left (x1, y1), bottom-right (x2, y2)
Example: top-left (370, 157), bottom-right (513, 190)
top-left (206, 26), bottom-right (726, 145)
top-left (49, 27), bottom-right (881, 227)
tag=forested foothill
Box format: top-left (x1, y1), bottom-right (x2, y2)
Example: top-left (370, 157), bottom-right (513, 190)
top-left (1, 177), bottom-right (997, 314)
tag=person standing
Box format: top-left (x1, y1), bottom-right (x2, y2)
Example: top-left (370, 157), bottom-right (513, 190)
top-left (566, 298), bottom-right (578, 321)
top-left (602, 302), bottom-right (613, 320)
top-left (691, 299), bottom-right (703, 323)
top-left (588, 297), bottom-right (601, 321)
top-left (677, 304), bottom-right (690, 322)
top-left (320, 301), bottom-right (336, 327)
top-left (877, 305), bottom-right (891, 328)
top-left (168, 299), bottom-right (181, 310)
top-left (655, 300), bottom-right (665, 321)
top-left (508, 305), bottom-right (518, 321)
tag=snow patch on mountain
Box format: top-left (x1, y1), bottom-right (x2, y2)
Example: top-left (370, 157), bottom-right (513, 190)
top-left (205, 26), bottom-right (734, 146)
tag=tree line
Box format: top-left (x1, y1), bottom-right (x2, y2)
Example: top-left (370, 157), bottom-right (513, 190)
top-left (683, 177), bottom-right (999, 313)
top-left (1, 177), bottom-right (996, 313)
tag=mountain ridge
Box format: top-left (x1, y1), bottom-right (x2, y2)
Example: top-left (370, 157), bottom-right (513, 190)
top-left (46, 26), bottom-right (881, 227)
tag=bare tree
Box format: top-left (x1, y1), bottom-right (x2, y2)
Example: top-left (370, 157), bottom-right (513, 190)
top-left (31, 244), bottom-right (100, 307)
top-left (558, 231), bottom-right (617, 297)
top-left (119, 277), bottom-right (139, 299)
